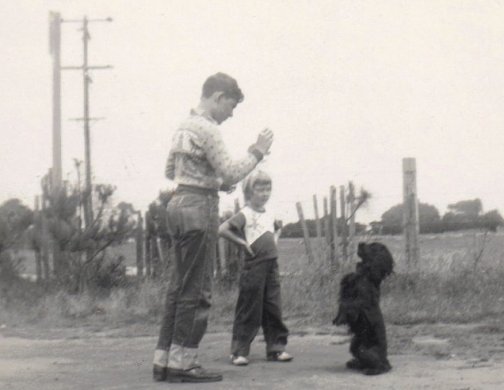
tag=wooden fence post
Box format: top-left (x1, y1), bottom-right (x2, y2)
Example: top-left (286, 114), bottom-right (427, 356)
top-left (339, 185), bottom-right (348, 264)
top-left (330, 186), bottom-right (339, 267)
top-left (313, 195), bottom-right (322, 240)
top-left (34, 196), bottom-right (42, 283)
top-left (323, 196), bottom-right (330, 261)
top-left (135, 211), bottom-right (144, 279)
top-left (144, 211), bottom-right (152, 279)
top-left (403, 157), bottom-right (420, 269)
top-left (296, 202), bottom-right (314, 263)
top-left (215, 237), bottom-right (223, 279)
top-left (348, 182), bottom-right (356, 263)
top-left (313, 194), bottom-right (323, 261)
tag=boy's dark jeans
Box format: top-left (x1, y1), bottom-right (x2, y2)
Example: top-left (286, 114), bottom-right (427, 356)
top-left (156, 187), bottom-right (219, 370)
top-left (231, 259), bottom-right (289, 357)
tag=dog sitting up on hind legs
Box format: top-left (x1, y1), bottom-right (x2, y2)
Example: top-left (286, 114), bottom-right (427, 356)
top-left (333, 242), bottom-right (394, 375)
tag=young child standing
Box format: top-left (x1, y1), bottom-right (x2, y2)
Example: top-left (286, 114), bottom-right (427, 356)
top-left (219, 170), bottom-right (293, 366)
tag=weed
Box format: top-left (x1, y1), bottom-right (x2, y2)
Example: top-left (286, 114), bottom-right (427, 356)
top-left (2, 234), bottom-right (504, 330)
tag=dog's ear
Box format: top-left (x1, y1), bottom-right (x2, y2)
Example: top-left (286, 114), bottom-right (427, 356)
top-left (357, 242), bottom-right (366, 259)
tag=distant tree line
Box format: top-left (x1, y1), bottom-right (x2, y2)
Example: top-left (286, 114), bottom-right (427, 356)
top-left (281, 198), bottom-right (504, 238)
top-left (375, 198), bottom-right (504, 234)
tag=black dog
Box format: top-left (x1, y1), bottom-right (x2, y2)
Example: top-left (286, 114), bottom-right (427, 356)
top-left (333, 242), bottom-right (394, 375)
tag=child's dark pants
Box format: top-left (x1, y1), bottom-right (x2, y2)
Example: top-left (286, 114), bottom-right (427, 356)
top-left (231, 259), bottom-right (289, 357)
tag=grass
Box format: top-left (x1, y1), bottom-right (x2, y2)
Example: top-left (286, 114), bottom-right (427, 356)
top-left (275, 233), bottom-right (504, 325)
top-left (2, 232), bottom-right (504, 330)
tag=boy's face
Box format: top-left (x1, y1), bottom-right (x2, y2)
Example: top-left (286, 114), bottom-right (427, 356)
top-left (249, 182), bottom-right (271, 209)
top-left (211, 94), bottom-right (238, 124)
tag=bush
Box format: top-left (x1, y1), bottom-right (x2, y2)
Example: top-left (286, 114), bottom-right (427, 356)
top-left (86, 254), bottom-right (128, 291)
top-left (0, 251), bottom-right (23, 284)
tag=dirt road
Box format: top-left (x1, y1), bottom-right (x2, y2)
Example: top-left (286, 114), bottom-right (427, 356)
top-left (1, 324), bottom-right (504, 389)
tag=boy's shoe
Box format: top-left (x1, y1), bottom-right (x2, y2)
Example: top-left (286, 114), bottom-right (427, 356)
top-left (230, 355), bottom-right (249, 366)
top-left (152, 365), bottom-right (167, 381)
top-left (267, 351), bottom-right (293, 362)
top-left (166, 366), bottom-right (223, 383)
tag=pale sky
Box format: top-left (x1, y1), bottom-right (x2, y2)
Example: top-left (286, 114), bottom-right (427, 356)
top-left (1, 0), bottom-right (503, 224)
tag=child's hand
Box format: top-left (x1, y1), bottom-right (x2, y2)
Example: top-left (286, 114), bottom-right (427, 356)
top-left (244, 244), bottom-right (254, 257)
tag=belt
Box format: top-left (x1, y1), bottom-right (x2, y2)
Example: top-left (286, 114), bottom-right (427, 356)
top-left (176, 184), bottom-right (218, 197)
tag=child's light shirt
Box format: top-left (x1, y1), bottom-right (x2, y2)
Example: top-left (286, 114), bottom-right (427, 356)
top-left (227, 205), bottom-right (280, 264)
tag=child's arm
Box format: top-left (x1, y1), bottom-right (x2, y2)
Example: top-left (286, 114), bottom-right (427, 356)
top-left (219, 219), bottom-right (254, 256)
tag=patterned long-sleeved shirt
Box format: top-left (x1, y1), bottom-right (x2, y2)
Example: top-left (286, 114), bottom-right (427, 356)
top-left (165, 108), bottom-right (261, 190)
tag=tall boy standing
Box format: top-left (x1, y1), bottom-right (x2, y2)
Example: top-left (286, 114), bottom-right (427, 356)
top-left (153, 73), bottom-right (274, 383)
top-left (219, 170), bottom-right (293, 366)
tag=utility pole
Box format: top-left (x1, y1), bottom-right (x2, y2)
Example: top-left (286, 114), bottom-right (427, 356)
top-left (57, 14), bottom-right (113, 228)
top-left (82, 17), bottom-right (92, 225)
top-left (49, 12), bottom-right (62, 191)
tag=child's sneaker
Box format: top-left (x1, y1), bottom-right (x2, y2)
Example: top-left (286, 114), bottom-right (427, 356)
top-left (267, 351), bottom-right (293, 362)
top-left (230, 355), bottom-right (249, 366)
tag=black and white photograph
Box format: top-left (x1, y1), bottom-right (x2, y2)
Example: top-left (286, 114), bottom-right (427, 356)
top-left (1, 1), bottom-right (504, 388)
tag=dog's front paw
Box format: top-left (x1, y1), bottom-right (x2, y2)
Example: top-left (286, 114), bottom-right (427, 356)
top-left (333, 312), bottom-right (346, 325)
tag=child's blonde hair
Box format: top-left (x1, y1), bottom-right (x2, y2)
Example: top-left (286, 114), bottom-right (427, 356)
top-left (242, 170), bottom-right (272, 201)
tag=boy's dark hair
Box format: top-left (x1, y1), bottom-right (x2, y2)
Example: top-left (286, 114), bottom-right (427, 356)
top-left (202, 73), bottom-right (244, 103)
